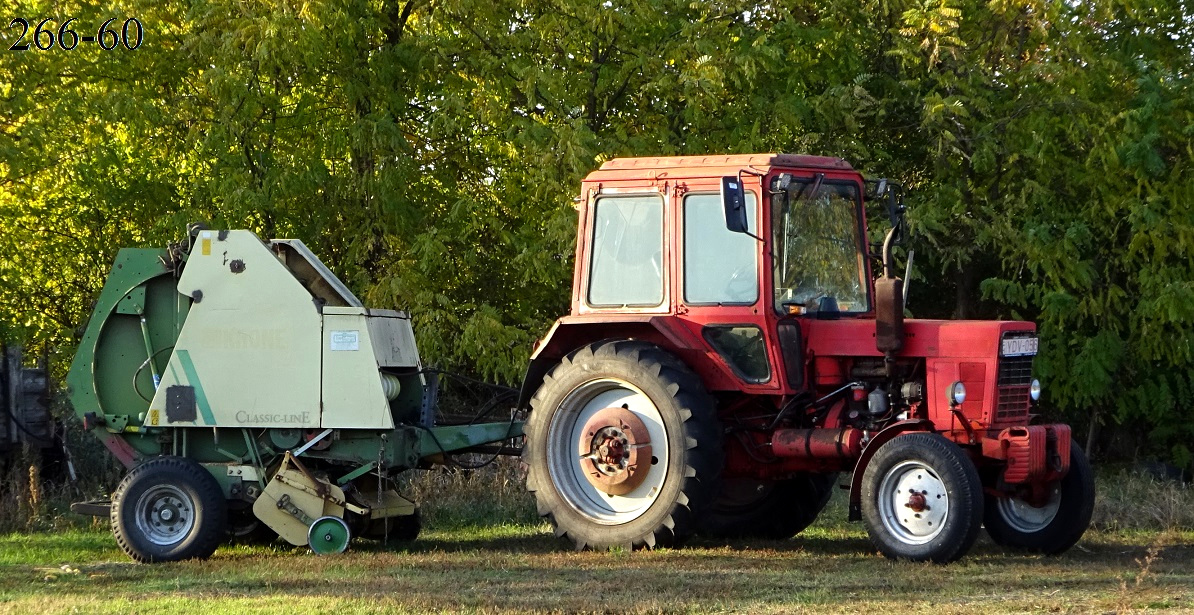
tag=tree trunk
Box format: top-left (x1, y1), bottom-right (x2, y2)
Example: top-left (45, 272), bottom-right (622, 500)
top-left (954, 263), bottom-right (975, 319)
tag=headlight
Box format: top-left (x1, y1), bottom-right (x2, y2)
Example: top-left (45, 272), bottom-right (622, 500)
top-left (948, 381), bottom-right (966, 406)
top-left (1029, 379), bottom-right (1041, 401)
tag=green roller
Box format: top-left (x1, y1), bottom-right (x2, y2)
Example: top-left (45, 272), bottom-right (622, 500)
top-left (308, 516), bottom-right (351, 555)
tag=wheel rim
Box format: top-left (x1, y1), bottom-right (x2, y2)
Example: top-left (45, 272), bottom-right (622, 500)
top-left (546, 378), bottom-right (668, 524)
top-left (308, 516), bottom-right (351, 555)
top-left (133, 485), bottom-right (196, 546)
top-left (995, 485), bottom-right (1062, 533)
top-left (877, 460), bottom-right (949, 545)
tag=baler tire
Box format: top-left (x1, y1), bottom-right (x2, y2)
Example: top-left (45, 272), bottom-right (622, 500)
top-left (700, 473), bottom-right (837, 540)
top-left (111, 456), bottom-right (227, 563)
top-left (984, 439), bottom-right (1095, 555)
top-left (524, 340), bottom-right (723, 550)
top-left (861, 433), bottom-right (983, 563)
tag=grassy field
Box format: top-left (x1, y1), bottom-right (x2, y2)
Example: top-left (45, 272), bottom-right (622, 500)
top-left (1, 467), bottom-right (1192, 614)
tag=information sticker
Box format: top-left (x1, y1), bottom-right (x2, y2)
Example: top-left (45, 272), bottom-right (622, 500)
top-left (330, 330), bottom-right (360, 351)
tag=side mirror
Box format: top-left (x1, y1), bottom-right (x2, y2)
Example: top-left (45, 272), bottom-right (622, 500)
top-left (720, 176), bottom-right (748, 233)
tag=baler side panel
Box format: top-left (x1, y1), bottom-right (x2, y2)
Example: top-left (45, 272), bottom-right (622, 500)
top-left (321, 309), bottom-right (396, 430)
top-left (65, 248), bottom-right (177, 467)
top-left (151, 230), bottom-right (322, 429)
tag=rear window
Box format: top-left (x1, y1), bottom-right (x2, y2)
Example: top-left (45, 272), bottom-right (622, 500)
top-left (588, 195), bottom-right (665, 307)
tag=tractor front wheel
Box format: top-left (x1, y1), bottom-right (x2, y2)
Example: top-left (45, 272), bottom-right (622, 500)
top-left (861, 433), bottom-right (983, 563)
top-left (524, 341), bottom-right (723, 550)
top-left (984, 440), bottom-right (1095, 554)
top-left (111, 456), bottom-right (227, 563)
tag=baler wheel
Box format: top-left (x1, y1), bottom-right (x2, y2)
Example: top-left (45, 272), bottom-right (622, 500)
top-left (861, 433), bottom-right (983, 563)
top-left (524, 341), bottom-right (722, 550)
top-left (111, 456), bottom-right (227, 563)
top-left (699, 473), bottom-right (837, 540)
top-left (308, 516), bottom-right (351, 555)
top-left (984, 439), bottom-right (1095, 554)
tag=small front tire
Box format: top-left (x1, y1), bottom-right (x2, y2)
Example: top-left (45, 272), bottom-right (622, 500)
top-left (984, 440), bottom-right (1095, 554)
top-left (111, 456), bottom-right (227, 563)
top-left (861, 433), bottom-right (983, 563)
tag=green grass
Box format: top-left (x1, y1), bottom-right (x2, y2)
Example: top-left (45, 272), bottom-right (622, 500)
top-left (2, 523), bottom-right (1192, 614)
top-left (3, 481), bottom-right (1194, 614)
top-left (2, 463), bottom-right (1192, 613)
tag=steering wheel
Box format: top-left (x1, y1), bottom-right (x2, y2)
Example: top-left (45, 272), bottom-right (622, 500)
top-left (724, 266), bottom-right (755, 302)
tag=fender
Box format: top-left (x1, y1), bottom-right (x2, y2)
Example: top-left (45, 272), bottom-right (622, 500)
top-left (516, 315), bottom-right (740, 411)
top-left (847, 418), bottom-right (933, 521)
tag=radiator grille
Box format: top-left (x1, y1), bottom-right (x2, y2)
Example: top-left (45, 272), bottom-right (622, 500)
top-left (995, 354), bottom-right (1034, 423)
top-left (998, 355), bottom-right (1034, 386)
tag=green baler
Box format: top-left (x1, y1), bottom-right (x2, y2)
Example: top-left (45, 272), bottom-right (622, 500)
top-left (67, 226), bottom-right (522, 562)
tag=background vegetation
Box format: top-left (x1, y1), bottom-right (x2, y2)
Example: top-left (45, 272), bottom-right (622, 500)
top-left (2, 0), bottom-right (1192, 473)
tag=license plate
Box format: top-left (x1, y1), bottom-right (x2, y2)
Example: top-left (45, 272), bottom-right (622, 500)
top-left (1001, 336), bottom-right (1038, 357)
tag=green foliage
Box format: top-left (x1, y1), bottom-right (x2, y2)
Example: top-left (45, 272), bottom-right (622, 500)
top-left (1, 0), bottom-right (1192, 464)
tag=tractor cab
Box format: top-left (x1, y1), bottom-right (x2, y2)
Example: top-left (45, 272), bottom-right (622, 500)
top-left (532, 154), bottom-right (871, 397)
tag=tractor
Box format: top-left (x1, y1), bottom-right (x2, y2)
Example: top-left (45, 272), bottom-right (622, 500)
top-left (519, 153), bottom-right (1095, 562)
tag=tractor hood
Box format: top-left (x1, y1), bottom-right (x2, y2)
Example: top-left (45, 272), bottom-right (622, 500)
top-left (805, 318), bottom-right (1036, 359)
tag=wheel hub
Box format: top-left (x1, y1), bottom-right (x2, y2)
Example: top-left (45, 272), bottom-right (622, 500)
top-left (878, 461), bottom-right (949, 544)
top-left (578, 406), bottom-right (652, 495)
top-left (905, 490), bottom-right (928, 513)
top-left (135, 486), bottom-right (196, 546)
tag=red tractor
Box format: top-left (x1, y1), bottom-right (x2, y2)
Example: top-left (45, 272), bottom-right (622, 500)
top-left (520, 154), bottom-right (1095, 562)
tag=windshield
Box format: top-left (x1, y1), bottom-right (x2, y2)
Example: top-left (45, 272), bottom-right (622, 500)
top-left (772, 180), bottom-right (869, 314)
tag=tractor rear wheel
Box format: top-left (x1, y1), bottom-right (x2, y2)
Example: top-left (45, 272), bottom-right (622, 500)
top-left (700, 473), bottom-right (837, 540)
top-left (524, 341), bottom-right (723, 550)
top-left (984, 440), bottom-right (1095, 554)
top-left (861, 433), bottom-right (983, 563)
top-left (111, 456), bottom-right (227, 563)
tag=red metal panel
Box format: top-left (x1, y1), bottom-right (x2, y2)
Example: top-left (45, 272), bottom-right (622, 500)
top-left (1000, 426), bottom-right (1047, 484)
top-left (998, 424), bottom-right (1068, 485)
top-left (958, 361), bottom-right (989, 424)
top-left (588, 154), bottom-right (853, 181)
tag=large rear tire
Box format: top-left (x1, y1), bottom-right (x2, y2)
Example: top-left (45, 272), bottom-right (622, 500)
top-left (111, 456), bottom-right (227, 563)
top-left (524, 341), bottom-right (723, 550)
top-left (861, 433), bottom-right (983, 563)
top-left (700, 473), bottom-right (837, 540)
top-left (984, 440), bottom-right (1095, 554)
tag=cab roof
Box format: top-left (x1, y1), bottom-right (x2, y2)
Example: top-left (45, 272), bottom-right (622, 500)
top-left (585, 153), bottom-right (854, 182)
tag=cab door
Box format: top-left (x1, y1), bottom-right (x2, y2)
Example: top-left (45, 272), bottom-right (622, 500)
top-left (674, 180), bottom-right (781, 393)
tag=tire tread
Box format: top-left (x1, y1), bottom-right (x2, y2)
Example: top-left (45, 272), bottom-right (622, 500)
top-left (525, 340), bottom-right (722, 550)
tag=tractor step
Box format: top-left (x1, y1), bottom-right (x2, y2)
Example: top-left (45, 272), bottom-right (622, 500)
top-left (70, 499), bottom-right (112, 517)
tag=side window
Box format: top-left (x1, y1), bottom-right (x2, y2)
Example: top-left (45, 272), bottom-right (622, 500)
top-left (684, 193), bottom-right (758, 304)
top-left (588, 195), bottom-right (665, 307)
top-left (704, 325), bottom-right (770, 382)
